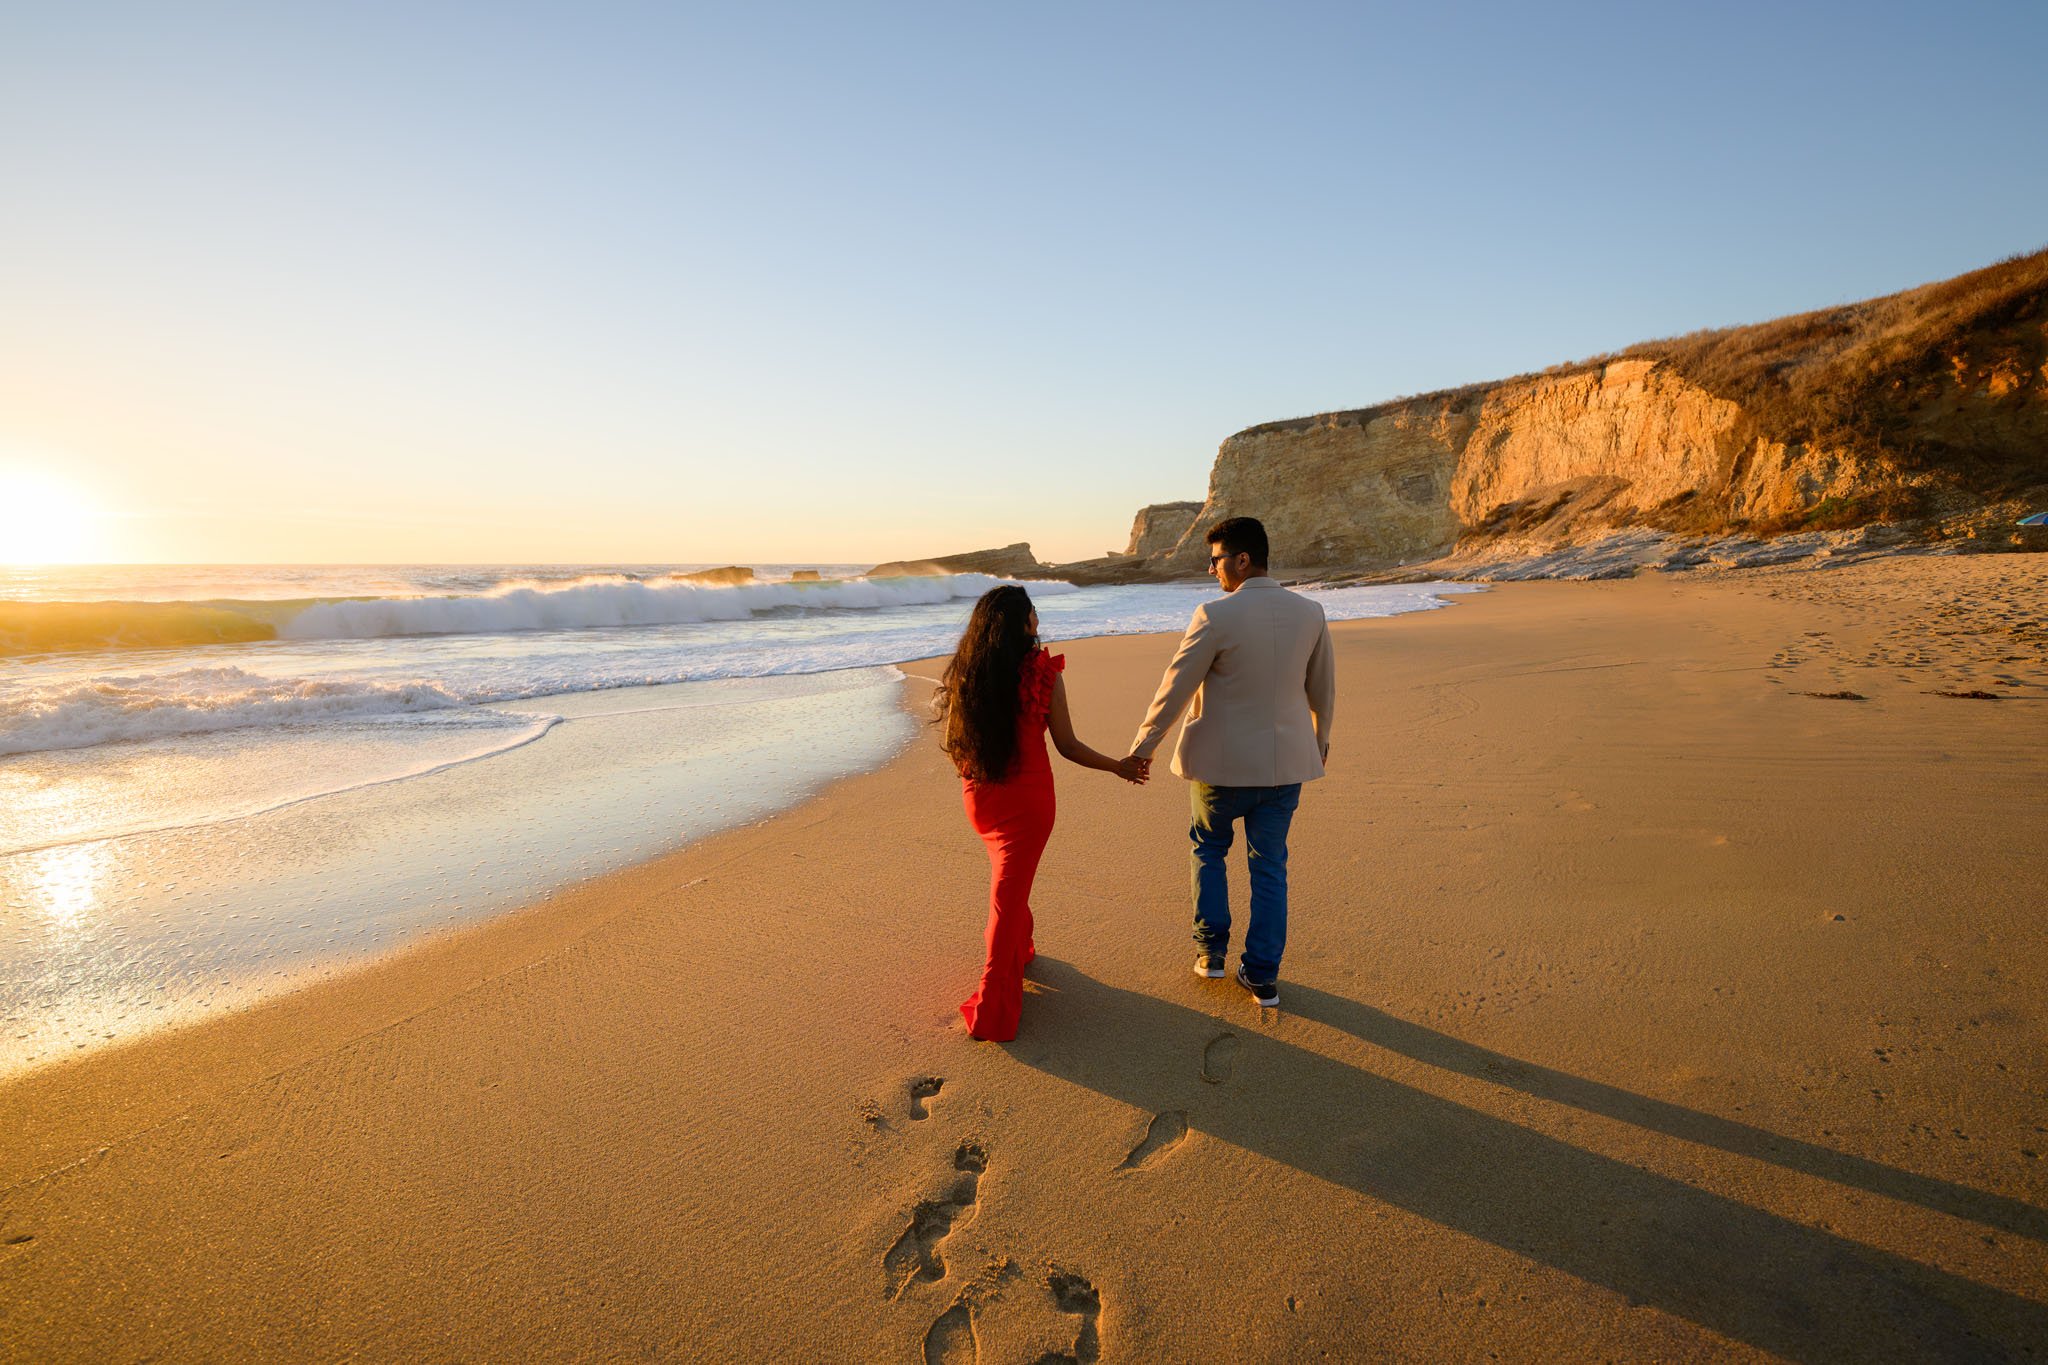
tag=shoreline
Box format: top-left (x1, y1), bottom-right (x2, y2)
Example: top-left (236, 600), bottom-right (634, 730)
top-left (0, 581), bottom-right (1480, 1080)
top-left (3, 558), bottom-right (2043, 1360)
top-left (0, 668), bottom-right (919, 1080)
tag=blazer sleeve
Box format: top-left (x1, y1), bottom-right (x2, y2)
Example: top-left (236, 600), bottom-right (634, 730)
top-left (1130, 604), bottom-right (1220, 759)
top-left (1306, 611), bottom-right (1335, 754)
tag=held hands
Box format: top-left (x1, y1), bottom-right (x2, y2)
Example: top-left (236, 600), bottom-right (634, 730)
top-left (1113, 753), bottom-right (1151, 785)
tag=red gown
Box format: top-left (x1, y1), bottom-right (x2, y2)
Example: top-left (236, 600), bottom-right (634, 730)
top-left (958, 649), bottom-right (1063, 1041)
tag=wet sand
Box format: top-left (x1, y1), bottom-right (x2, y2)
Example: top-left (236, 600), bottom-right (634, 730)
top-left (2, 556), bottom-right (2044, 1362)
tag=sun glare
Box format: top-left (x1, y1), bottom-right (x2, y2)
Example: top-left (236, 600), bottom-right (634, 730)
top-left (0, 469), bottom-right (103, 564)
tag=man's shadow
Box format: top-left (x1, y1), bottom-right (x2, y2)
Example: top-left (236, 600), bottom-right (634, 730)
top-left (1284, 983), bottom-right (2048, 1244)
top-left (1012, 961), bottom-right (2047, 1364)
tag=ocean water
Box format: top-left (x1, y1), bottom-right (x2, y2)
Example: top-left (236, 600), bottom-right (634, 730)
top-left (0, 563), bottom-right (1479, 1074)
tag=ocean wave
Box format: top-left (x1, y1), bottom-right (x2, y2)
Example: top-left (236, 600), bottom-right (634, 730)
top-left (279, 573), bottom-right (1071, 640)
top-left (0, 667), bottom-right (471, 756)
top-left (0, 573), bottom-right (1073, 656)
top-left (0, 578), bottom-right (1477, 757)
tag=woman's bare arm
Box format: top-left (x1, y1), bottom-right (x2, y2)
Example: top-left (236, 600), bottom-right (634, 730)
top-left (1048, 676), bottom-right (1148, 783)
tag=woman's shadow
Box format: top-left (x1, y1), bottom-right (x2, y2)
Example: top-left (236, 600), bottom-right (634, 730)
top-left (1012, 959), bottom-right (2047, 1364)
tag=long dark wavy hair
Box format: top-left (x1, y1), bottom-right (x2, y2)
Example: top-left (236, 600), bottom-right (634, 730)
top-left (933, 585), bottom-right (1038, 783)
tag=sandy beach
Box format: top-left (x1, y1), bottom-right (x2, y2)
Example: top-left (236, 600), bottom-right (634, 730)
top-left (2, 556), bottom-right (2044, 1362)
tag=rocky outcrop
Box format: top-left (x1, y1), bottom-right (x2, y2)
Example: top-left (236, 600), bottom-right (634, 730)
top-left (676, 566), bottom-right (756, 586)
top-left (1140, 250), bottom-right (2048, 577)
top-left (1367, 524), bottom-right (1930, 583)
top-left (1043, 553), bottom-right (1183, 586)
top-left (1125, 501), bottom-right (1205, 558)
top-left (867, 543), bottom-right (1051, 579)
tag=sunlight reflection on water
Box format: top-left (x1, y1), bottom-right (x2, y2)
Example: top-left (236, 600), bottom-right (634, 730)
top-left (23, 842), bottom-right (109, 933)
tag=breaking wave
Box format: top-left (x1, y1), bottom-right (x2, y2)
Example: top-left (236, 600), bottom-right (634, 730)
top-left (0, 574), bottom-right (1479, 758)
top-left (0, 573), bottom-right (1072, 656)
top-left (279, 573), bottom-right (1072, 641)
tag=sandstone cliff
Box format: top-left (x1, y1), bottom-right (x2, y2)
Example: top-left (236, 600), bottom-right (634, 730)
top-left (1125, 501), bottom-right (1204, 557)
top-left (1146, 248), bottom-right (2048, 577)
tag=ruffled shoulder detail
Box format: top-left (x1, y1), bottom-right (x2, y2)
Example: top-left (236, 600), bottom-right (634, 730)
top-left (1019, 648), bottom-right (1065, 719)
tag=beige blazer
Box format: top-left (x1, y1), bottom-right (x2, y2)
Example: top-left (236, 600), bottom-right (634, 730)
top-left (1131, 578), bottom-right (1336, 787)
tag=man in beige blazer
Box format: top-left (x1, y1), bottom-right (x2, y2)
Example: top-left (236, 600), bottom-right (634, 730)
top-left (1129, 516), bottom-right (1334, 1008)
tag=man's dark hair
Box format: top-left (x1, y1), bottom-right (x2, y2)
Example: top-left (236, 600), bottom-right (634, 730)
top-left (1206, 516), bottom-right (1269, 569)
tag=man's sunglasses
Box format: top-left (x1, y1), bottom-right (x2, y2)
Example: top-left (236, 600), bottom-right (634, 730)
top-left (1207, 551), bottom-right (1239, 567)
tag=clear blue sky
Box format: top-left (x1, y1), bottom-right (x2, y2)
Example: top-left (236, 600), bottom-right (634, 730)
top-left (2, 1), bottom-right (2043, 564)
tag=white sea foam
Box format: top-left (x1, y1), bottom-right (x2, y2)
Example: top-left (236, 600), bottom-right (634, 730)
top-left (0, 667), bottom-right (470, 756)
top-left (279, 572), bottom-right (1072, 641)
top-left (0, 578), bottom-right (1477, 758)
top-left (0, 711), bottom-right (560, 855)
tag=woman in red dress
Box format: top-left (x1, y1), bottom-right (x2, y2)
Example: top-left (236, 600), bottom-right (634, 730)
top-left (934, 586), bottom-right (1149, 1041)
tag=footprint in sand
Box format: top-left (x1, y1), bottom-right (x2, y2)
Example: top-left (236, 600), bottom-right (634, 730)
top-left (1200, 1033), bottom-right (1238, 1085)
top-left (923, 1301), bottom-right (979, 1365)
top-left (1117, 1112), bottom-right (1187, 1172)
top-left (909, 1077), bottom-right (945, 1120)
top-left (1040, 1270), bottom-right (1103, 1363)
top-left (884, 1142), bottom-right (989, 1298)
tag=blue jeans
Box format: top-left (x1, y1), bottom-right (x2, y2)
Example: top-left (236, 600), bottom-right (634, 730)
top-left (1189, 782), bottom-right (1301, 981)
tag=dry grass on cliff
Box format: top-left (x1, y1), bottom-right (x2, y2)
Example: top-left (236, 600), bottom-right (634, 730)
top-left (1262, 248), bottom-right (2048, 445)
top-left (1626, 245), bottom-right (2048, 500)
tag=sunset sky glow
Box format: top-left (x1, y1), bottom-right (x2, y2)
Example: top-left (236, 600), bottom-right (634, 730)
top-left (3, 2), bottom-right (2045, 565)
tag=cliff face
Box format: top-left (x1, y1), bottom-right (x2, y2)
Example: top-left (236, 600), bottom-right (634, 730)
top-left (1125, 501), bottom-right (1204, 557)
top-left (1157, 250), bottom-right (2048, 574)
top-left (1164, 401), bottom-right (1468, 570)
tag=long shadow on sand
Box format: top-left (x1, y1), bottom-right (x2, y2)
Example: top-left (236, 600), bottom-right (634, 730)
top-left (1011, 961), bottom-right (2047, 1365)
top-left (1283, 983), bottom-right (2048, 1246)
